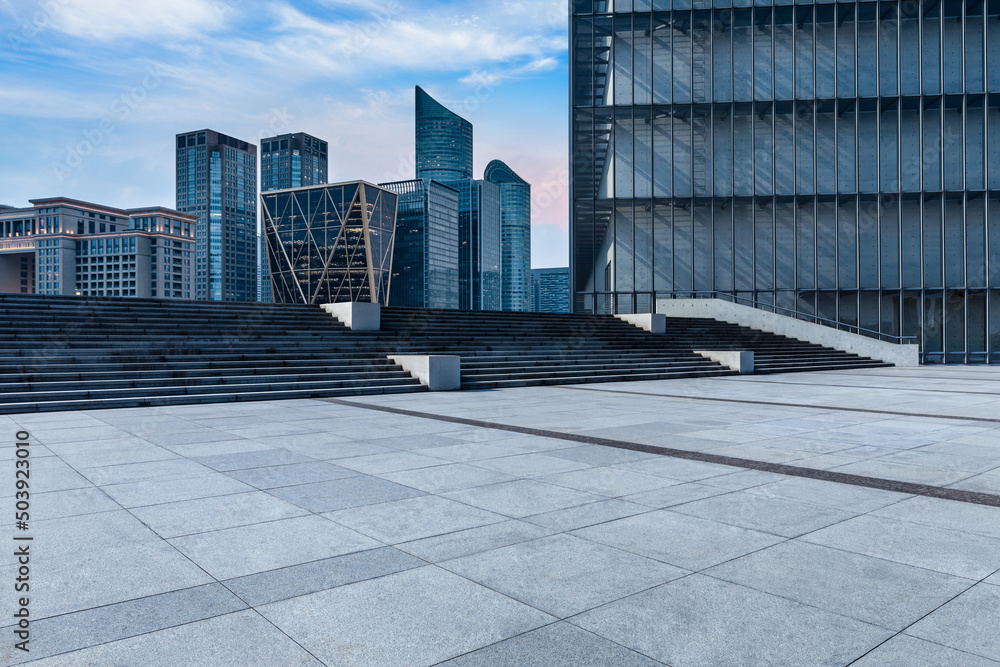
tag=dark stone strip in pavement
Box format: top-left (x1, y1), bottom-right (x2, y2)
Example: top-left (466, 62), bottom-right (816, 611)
top-left (716, 376), bottom-right (1000, 398)
top-left (324, 398), bottom-right (1000, 509)
top-left (0, 583), bottom-right (246, 665)
top-left (223, 547), bottom-right (424, 607)
top-left (561, 385), bottom-right (1000, 425)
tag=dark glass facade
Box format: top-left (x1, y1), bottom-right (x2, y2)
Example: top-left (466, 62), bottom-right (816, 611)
top-left (532, 267), bottom-right (571, 313)
top-left (381, 179), bottom-right (460, 309)
top-left (261, 182), bottom-right (397, 305)
top-left (261, 133), bottom-right (328, 192)
top-left (571, 0), bottom-right (1000, 363)
top-left (486, 160), bottom-right (532, 312)
top-left (176, 129), bottom-right (258, 302)
top-left (414, 86), bottom-right (503, 311)
top-left (416, 86), bottom-right (474, 182)
top-left (260, 132), bottom-right (329, 304)
top-left (448, 178), bottom-right (502, 310)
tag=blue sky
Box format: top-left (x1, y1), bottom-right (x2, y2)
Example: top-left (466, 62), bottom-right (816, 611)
top-left (0, 0), bottom-right (569, 267)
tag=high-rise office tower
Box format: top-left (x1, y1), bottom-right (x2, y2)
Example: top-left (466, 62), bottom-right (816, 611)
top-left (258, 232), bottom-right (271, 304)
top-left (261, 133), bottom-right (329, 192)
top-left (531, 267), bottom-right (570, 313)
top-left (176, 129), bottom-right (258, 302)
top-left (486, 160), bottom-right (532, 311)
top-left (451, 178), bottom-right (502, 310)
top-left (415, 86), bottom-right (473, 182)
top-left (415, 86), bottom-right (502, 310)
top-left (571, 2), bottom-right (1000, 363)
top-left (380, 179), bottom-right (460, 309)
top-left (258, 133), bottom-right (329, 303)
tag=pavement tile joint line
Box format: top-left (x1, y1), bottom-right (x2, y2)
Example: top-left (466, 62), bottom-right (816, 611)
top-left (325, 398), bottom-right (1000, 509)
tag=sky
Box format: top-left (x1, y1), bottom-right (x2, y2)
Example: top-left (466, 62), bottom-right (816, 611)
top-left (0, 0), bottom-right (570, 268)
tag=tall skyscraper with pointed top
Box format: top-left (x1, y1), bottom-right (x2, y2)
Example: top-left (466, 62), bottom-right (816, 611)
top-left (414, 86), bottom-right (501, 310)
top-left (415, 86), bottom-right (474, 182)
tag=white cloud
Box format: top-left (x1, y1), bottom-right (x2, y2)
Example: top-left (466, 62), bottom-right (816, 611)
top-left (459, 57), bottom-right (561, 88)
top-left (46, 0), bottom-right (227, 41)
top-left (0, 0), bottom-right (571, 238)
top-left (266, 1), bottom-right (565, 77)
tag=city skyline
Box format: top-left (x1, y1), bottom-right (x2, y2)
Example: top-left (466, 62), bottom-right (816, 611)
top-left (0, 0), bottom-right (570, 268)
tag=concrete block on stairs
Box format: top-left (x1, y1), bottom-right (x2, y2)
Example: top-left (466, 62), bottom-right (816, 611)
top-left (388, 355), bottom-right (461, 391)
top-left (322, 302), bottom-right (381, 331)
top-left (696, 350), bottom-right (754, 374)
top-left (615, 314), bottom-right (666, 334)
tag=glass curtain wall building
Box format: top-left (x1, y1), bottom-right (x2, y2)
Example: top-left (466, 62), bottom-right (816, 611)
top-left (416, 86), bottom-right (474, 181)
top-left (415, 86), bottom-right (503, 310)
top-left (486, 160), bottom-right (532, 312)
top-left (261, 182), bottom-right (397, 306)
top-left (259, 133), bottom-right (329, 304)
top-left (449, 178), bottom-right (502, 310)
top-left (176, 129), bottom-right (258, 302)
top-left (571, 0), bottom-right (1000, 363)
top-left (381, 179), bottom-right (460, 309)
top-left (261, 133), bottom-right (329, 192)
top-left (532, 267), bottom-right (571, 313)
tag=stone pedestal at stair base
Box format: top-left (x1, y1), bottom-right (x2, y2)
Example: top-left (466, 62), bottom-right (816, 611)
top-left (615, 313), bottom-right (666, 334)
top-left (322, 302), bottom-right (381, 331)
top-left (389, 355), bottom-right (461, 391)
top-left (656, 298), bottom-right (920, 367)
top-left (696, 350), bottom-right (754, 374)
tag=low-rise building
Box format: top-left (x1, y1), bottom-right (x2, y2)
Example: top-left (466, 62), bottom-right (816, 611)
top-left (0, 198), bottom-right (196, 299)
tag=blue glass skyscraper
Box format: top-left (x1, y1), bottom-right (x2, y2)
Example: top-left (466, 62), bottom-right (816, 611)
top-left (416, 86), bottom-right (473, 182)
top-left (381, 179), bottom-right (460, 309)
top-left (571, 1), bottom-right (1000, 363)
top-left (532, 267), bottom-right (570, 313)
top-left (176, 129), bottom-right (257, 302)
top-left (450, 178), bottom-right (502, 310)
top-left (486, 160), bottom-right (532, 312)
top-left (261, 133), bottom-right (328, 192)
top-left (415, 86), bottom-right (502, 310)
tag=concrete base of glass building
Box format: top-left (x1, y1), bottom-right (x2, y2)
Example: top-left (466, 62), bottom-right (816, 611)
top-left (4, 367), bottom-right (1000, 666)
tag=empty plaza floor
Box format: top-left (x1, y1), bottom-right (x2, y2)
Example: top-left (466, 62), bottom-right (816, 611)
top-left (3, 365), bottom-right (1000, 666)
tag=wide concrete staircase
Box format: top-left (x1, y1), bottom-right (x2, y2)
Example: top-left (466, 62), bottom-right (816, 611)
top-left (0, 295), bottom-right (426, 414)
top-left (0, 295), bottom-right (890, 413)
top-left (379, 308), bottom-right (891, 389)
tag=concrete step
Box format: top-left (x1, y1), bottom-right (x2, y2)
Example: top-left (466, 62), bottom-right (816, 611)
top-left (0, 383), bottom-right (427, 415)
top-left (0, 375), bottom-right (424, 404)
top-left (462, 368), bottom-right (738, 389)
